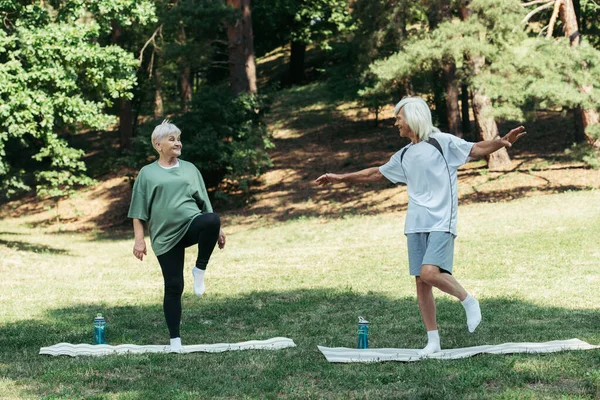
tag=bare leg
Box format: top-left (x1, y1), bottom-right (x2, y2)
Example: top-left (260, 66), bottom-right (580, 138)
top-left (419, 264), bottom-right (467, 300)
top-left (416, 277), bottom-right (441, 355)
top-left (420, 264), bottom-right (481, 332)
top-left (416, 277), bottom-right (437, 331)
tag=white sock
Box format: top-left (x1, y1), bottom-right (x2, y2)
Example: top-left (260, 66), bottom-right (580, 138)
top-left (418, 330), bottom-right (441, 356)
top-left (192, 267), bottom-right (205, 296)
top-left (169, 337), bottom-right (184, 353)
top-left (461, 294), bottom-right (482, 333)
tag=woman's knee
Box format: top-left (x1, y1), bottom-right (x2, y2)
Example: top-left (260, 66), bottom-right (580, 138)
top-left (203, 213), bottom-right (221, 232)
top-left (164, 278), bottom-right (184, 297)
top-left (206, 213), bottom-right (221, 230)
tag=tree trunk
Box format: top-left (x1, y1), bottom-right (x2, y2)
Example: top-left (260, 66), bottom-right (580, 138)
top-left (428, 2), bottom-right (462, 136)
top-left (289, 41), bottom-right (306, 85)
top-left (460, 1), bottom-right (511, 169)
top-left (442, 58), bottom-right (463, 137)
top-left (572, 107), bottom-right (586, 143)
top-left (110, 23), bottom-right (134, 150)
top-left (558, 0), bottom-right (600, 146)
top-left (119, 99), bottom-right (133, 150)
top-left (154, 62), bottom-right (164, 119)
top-left (177, 26), bottom-right (192, 111)
top-left (432, 71), bottom-right (447, 131)
top-left (227, 0), bottom-right (258, 95)
top-left (461, 84), bottom-right (471, 138)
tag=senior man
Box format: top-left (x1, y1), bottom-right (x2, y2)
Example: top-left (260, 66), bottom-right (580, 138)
top-left (315, 97), bottom-right (526, 355)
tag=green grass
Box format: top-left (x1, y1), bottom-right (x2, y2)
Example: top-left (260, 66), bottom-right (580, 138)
top-left (1, 190), bottom-right (600, 399)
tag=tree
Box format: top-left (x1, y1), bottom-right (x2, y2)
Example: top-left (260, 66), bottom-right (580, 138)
top-left (226, 0), bottom-right (257, 95)
top-left (363, 0), bottom-right (600, 169)
top-left (555, 0), bottom-right (600, 147)
top-left (253, 0), bottom-right (353, 85)
top-left (362, 1), bottom-right (523, 169)
top-left (459, 1), bottom-right (512, 169)
top-left (139, 0), bottom-right (232, 112)
top-left (0, 1), bottom-right (153, 201)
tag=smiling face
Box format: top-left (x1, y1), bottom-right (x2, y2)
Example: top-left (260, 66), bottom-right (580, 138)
top-left (156, 133), bottom-right (182, 158)
top-left (394, 108), bottom-right (416, 142)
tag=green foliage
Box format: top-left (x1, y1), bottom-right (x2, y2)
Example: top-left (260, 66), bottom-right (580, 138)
top-left (566, 124), bottom-right (600, 169)
top-left (125, 87), bottom-right (273, 197)
top-left (361, 0), bottom-right (600, 125)
top-left (132, 0), bottom-right (234, 116)
top-left (350, 0), bottom-right (429, 68)
top-left (0, 1), bottom-right (154, 201)
top-left (253, 0), bottom-right (354, 55)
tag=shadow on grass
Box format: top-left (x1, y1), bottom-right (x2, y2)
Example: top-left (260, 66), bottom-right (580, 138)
top-left (0, 238), bottom-right (70, 255)
top-left (1, 290), bottom-right (599, 399)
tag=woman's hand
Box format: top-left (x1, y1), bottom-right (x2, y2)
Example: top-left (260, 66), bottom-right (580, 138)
top-left (218, 228), bottom-right (226, 249)
top-left (133, 239), bottom-right (147, 261)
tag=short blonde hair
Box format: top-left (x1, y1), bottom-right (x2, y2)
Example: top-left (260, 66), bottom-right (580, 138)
top-left (393, 97), bottom-right (440, 141)
top-left (151, 120), bottom-right (181, 151)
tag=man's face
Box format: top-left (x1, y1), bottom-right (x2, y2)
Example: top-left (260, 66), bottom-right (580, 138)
top-left (394, 109), bottom-right (413, 138)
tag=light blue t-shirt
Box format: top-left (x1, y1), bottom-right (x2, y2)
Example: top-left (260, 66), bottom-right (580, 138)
top-left (379, 132), bottom-right (474, 235)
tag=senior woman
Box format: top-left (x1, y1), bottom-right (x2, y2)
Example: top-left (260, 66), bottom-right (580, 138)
top-left (128, 120), bottom-right (226, 352)
top-left (316, 97), bottom-right (526, 355)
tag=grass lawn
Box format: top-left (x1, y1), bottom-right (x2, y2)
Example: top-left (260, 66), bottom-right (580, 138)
top-left (1, 189), bottom-right (599, 399)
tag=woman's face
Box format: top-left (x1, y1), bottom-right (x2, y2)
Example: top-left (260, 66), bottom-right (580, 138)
top-left (156, 133), bottom-right (182, 158)
top-left (394, 109), bottom-right (414, 139)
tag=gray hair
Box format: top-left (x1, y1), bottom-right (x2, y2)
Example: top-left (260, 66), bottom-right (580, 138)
top-left (151, 120), bottom-right (181, 151)
top-left (393, 97), bottom-right (440, 141)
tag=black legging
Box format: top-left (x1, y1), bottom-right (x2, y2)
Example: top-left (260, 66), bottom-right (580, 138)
top-left (156, 213), bottom-right (220, 338)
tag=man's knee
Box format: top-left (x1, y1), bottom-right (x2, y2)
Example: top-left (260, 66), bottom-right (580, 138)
top-left (419, 264), bottom-right (439, 284)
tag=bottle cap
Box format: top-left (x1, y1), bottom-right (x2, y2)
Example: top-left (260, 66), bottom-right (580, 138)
top-left (358, 316), bottom-right (368, 324)
top-left (96, 313), bottom-right (103, 318)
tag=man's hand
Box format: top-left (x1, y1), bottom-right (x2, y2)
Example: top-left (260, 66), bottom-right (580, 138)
top-left (500, 125), bottom-right (527, 147)
top-left (315, 173), bottom-right (342, 186)
top-left (218, 228), bottom-right (226, 249)
top-left (133, 239), bottom-right (147, 261)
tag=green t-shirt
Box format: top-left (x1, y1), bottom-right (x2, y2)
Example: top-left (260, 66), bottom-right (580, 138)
top-left (128, 160), bottom-right (213, 256)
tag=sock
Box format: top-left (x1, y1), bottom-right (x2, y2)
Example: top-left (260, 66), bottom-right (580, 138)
top-left (169, 337), bottom-right (184, 353)
top-left (461, 294), bottom-right (482, 333)
top-left (192, 267), bottom-right (206, 297)
top-left (418, 330), bottom-right (441, 356)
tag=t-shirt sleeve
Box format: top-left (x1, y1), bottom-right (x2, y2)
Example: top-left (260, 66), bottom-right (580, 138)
top-left (128, 170), bottom-right (150, 221)
top-left (444, 134), bottom-right (475, 168)
top-left (379, 150), bottom-right (407, 184)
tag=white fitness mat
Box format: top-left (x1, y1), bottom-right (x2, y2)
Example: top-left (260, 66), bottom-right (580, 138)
top-left (40, 337), bottom-right (296, 357)
top-left (318, 338), bottom-right (600, 363)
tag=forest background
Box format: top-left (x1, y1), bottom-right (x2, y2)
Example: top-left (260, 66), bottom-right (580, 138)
top-left (0, 0), bottom-right (599, 223)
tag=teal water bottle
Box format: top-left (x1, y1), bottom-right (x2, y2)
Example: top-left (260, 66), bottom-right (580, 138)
top-left (93, 314), bottom-right (106, 344)
top-left (357, 316), bottom-right (369, 349)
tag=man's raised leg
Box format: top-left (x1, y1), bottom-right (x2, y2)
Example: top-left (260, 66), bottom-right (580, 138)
top-left (420, 264), bottom-right (481, 333)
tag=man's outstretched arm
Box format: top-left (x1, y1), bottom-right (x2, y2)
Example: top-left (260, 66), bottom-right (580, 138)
top-left (315, 167), bottom-right (385, 186)
top-left (469, 126), bottom-right (527, 158)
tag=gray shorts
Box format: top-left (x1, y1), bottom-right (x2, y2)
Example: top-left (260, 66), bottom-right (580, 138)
top-left (406, 232), bottom-right (455, 276)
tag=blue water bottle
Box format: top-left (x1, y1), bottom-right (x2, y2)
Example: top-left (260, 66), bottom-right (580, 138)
top-left (93, 314), bottom-right (106, 344)
top-left (357, 316), bottom-right (369, 349)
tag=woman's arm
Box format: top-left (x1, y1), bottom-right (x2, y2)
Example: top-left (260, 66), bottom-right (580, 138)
top-left (315, 167), bottom-right (385, 186)
top-left (132, 218), bottom-right (147, 261)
